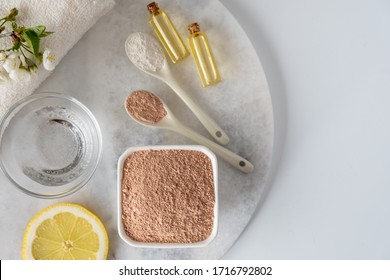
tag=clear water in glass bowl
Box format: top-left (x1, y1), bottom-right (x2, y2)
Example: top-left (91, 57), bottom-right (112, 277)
top-left (0, 93), bottom-right (102, 198)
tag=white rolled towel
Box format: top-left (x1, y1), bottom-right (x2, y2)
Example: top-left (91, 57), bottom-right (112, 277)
top-left (0, 0), bottom-right (115, 118)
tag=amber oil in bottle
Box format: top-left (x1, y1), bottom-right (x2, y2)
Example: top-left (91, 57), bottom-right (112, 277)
top-left (147, 2), bottom-right (189, 63)
top-left (188, 22), bottom-right (221, 87)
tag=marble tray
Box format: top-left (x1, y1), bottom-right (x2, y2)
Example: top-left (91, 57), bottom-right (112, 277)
top-left (0, 0), bottom-right (274, 259)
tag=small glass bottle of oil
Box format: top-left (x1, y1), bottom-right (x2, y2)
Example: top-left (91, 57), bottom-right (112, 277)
top-left (147, 2), bottom-right (189, 63)
top-left (188, 22), bottom-right (221, 87)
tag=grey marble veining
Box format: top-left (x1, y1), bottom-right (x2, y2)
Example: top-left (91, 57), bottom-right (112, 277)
top-left (0, 0), bottom-right (274, 259)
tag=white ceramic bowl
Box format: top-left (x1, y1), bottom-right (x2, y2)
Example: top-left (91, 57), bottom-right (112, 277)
top-left (117, 145), bottom-right (218, 248)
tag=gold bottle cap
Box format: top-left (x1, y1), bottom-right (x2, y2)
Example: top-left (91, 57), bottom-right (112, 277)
top-left (188, 22), bottom-right (201, 34)
top-left (147, 2), bottom-right (160, 15)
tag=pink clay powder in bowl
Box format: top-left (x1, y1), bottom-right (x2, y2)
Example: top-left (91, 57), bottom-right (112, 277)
top-left (117, 145), bottom-right (218, 248)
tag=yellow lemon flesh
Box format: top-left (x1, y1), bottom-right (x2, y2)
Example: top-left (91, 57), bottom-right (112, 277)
top-left (22, 203), bottom-right (109, 260)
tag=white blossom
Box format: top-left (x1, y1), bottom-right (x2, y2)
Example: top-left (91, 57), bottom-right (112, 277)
top-left (43, 48), bottom-right (57, 71)
top-left (19, 53), bottom-right (27, 68)
top-left (3, 53), bottom-right (21, 73)
top-left (9, 68), bottom-right (31, 83)
top-left (7, 52), bottom-right (18, 59)
top-left (0, 52), bottom-right (6, 65)
top-left (0, 68), bottom-right (8, 82)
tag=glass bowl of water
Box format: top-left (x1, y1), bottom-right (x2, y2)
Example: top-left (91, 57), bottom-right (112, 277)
top-left (0, 92), bottom-right (102, 198)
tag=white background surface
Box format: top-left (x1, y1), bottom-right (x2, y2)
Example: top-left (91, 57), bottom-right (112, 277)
top-left (221, 0), bottom-right (390, 259)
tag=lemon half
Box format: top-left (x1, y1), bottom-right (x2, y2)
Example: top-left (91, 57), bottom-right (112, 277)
top-left (22, 203), bottom-right (109, 260)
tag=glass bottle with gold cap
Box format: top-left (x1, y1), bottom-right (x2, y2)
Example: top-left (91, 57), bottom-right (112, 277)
top-left (188, 22), bottom-right (221, 87)
top-left (147, 2), bottom-right (189, 63)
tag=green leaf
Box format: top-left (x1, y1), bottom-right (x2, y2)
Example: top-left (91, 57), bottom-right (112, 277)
top-left (21, 29), bottom-right (40, 57)
top-left (27, 25), bottom-right (53, 38)
top-left (40, 31), bottom-right (54, 38)
top-left (12, 40), bottom-right (20, 50)
top-left (28, 25), bottom-right (45, 36)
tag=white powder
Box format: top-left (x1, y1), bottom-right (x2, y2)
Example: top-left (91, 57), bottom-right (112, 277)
top-left (125, 32), bottom-right (165, 73)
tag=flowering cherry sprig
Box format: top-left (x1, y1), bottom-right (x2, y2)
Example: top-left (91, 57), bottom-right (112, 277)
top-left (0, 8), bottom-right (57, 83)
